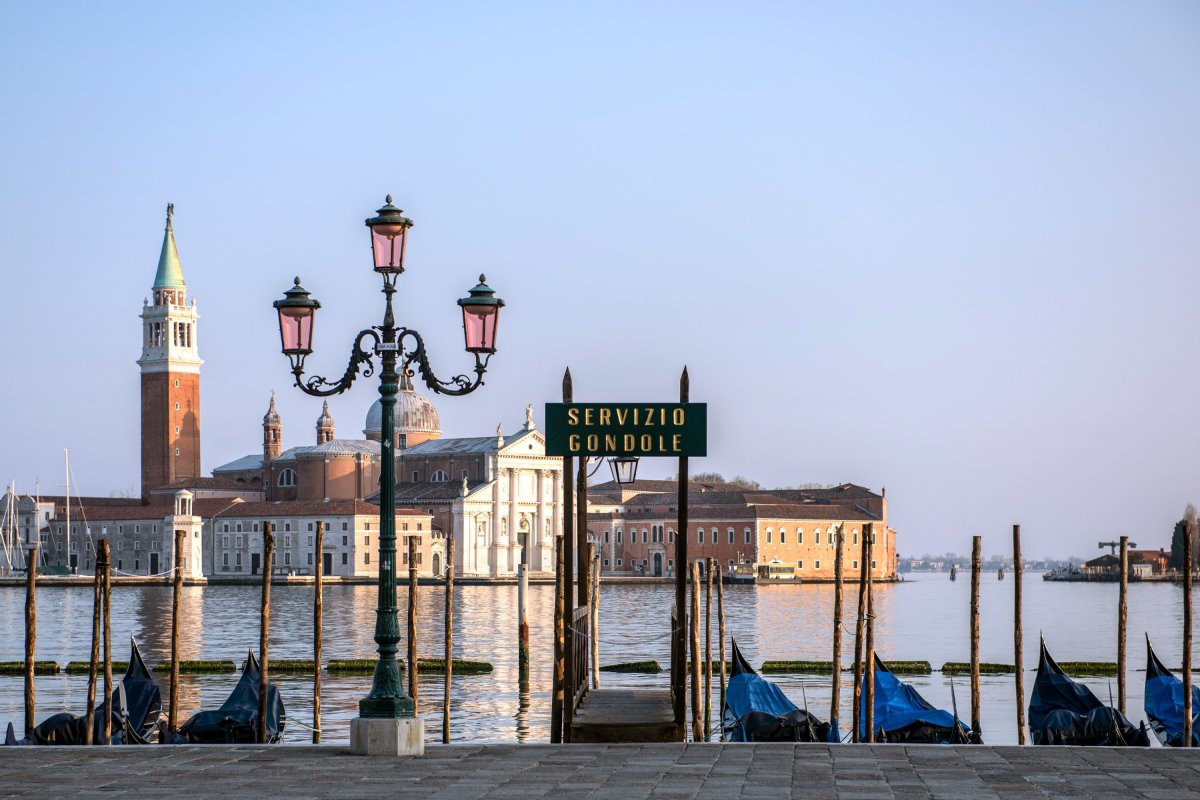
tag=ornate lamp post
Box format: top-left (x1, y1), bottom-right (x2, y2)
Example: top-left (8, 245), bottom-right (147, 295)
top-left (273, 196), bottom-right (504, 755)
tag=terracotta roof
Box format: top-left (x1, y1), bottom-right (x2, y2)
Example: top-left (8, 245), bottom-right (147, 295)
top-left (149, 477), bottom-right (258, 491)
top-left (209, 500), bottom-right (414, 518)
top-left (59, 498), bottom-right (245, 522)
top-left (368, 480), bottom-right (488, 505)
top-left (751, 503), bottom-right (880, 521)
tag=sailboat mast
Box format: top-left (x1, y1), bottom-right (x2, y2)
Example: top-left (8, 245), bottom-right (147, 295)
top-left (64, 449), bottom-right (70, 573)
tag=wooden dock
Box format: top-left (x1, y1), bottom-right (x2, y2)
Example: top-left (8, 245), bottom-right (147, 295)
top-left (570, 688), bottom-right (682, 743)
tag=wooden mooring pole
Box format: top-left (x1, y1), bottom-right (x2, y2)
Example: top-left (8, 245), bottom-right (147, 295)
top-left (560, 367), bottom-right (575, 743)
top-left (1184, 509), bottom-right (1194, 748)
top-left (408, 533), bottom-right (418, 710)
top-left (444, 533), bottom-right (454, 744)
top-left (258, 523), bottom-right (274, 744)
top-left (690, 560), bottom-right (702, 741)
top-left (704, 556), bottom-right (713, 740)
top-left (100, 539), bottom-right (112, 745)
top-left (675, 367), bottom-right (690, 738)
top-left (24, 546), bottom-right (36, 738)
top-left (313, 521), bottom-right (324, 744)
top-left (716, 555), bottom-right (726, 713)
top-left (170, 528), bottom-right (184, 734)
top-left (852, 525), bottom-right (869, 742)
top-left (577, 456), bottom-right (589, 611)
top-left (551, 532), bottom-right (564, 743)
top-left (831, 524), bottom-right (844, 737)
top-left (864, 523), bottom-right (875, 743)
top-left (590, 551), bottom-right (600, 690)
top-left (1118, 535), bottom-right (1129, 716)
top-left (970, 535), bottom-right (982, 737)
top-left (85, 546), bottom-right (102, 745)
top-left (1013, 524), bottom-right (1026, 745)
top-left (518, 562), bottom-right (530, 675)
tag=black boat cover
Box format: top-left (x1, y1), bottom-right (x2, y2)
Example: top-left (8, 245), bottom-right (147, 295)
top-left (1144, 637), bottom-right (1200, 747)
top-left (862, 658), bottom-right (979, 744)
top-left (721, 639), bottom-right (835, 742)
top-left (1029, 639), bottom-right (1149, 746)
top-left (4, 638), bottom-right (162, 745)
top-left (177, 649), bottom-right (286, 743)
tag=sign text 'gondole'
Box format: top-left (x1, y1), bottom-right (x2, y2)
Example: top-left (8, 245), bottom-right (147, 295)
top-left (544, 403), bottom-right (707, 457)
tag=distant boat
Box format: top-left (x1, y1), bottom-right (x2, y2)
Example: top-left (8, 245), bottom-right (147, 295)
top-left (1029, 638), bottom-right (1149, 746)
top-left (862, 657), bottom-right (980, 744)
top-left (1144, 636), bottom-right (1200, 747)
top-left (4, 638), bottom-right (161, 745)
top-left (176, 649), bottom-right (286, 743)
top-left (721, 639), bottom-right (835, 742)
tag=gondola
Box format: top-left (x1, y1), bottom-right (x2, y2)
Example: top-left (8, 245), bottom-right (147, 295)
top-left (721, 639), bottom-right (836, 742)
top-left (863, 657), bottom-right (980, 743)
top-left (4, 637), bottom-right (162, 745)
top-left (1144, 635), bottom-right (1200, 747)
top-left (1028, 638), bottom-right (1149, 746)
top-left (176, 649), bottom-right (286, 743)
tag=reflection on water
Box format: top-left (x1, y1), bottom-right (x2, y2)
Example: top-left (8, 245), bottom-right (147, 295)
top-left (1, 573), bottom-right (1196, 745)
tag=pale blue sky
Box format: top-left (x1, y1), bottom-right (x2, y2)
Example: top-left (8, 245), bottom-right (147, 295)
top-left (1, 2), bottom-right (1197, 558)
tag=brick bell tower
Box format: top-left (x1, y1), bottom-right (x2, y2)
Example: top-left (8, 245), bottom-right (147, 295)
top-left (138, 204), bottom-right (203, 498)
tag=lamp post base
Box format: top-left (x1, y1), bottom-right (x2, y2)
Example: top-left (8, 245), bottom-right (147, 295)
top-left (349, 716), bottom-right (424, 756)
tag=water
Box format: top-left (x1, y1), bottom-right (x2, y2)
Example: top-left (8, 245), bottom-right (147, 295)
top-left (0, 572), bottom-right (1195, 745)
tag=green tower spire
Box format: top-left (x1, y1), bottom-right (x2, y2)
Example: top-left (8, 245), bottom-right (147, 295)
top-left (153, 202), bottom-right (186, 289)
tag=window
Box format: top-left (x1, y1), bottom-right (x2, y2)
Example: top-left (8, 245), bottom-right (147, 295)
top-left (797, 561), bottom-right (803, 570)
top-left (342, 536), bottom-right (348, 546)
top-left (616, 559), bottom-right (623, 566)
top-left (236, 552), bottom-right (242, 567)
top-left (364, 552), bottom-right (370, 564)
top-left (603, 559), bottom-right (609, 566)
top-left (745, 528), bottom-right (752, 544)
top-left (604, 531), bottom-right (610, 543)
top-left (284, 552), bottom-right (291, 566)
top-left (698, 529), bottom-right (704, 544)
top-left (668, 529), bottom-right (674, 543)
top-left (342, 553), bottom-right (348, 565)
top-left (284, 522), bottom-right (292, 532)
top-left (815, 530), bottom-right (821, 545)
top-left (431, 470), bottom-right (448, 482)
top-left (235, 535), bottom-right (243, 548)
top-left (342, 522), bottom-right (348, 531)
top-left (308, 535), bottom-right (313, 547)
top-left (852, 560), bottom-right (858, 569)
top-left (798, 529), bottom-right (804, 545)
top-left (308, 522), bottom-right (314, 531)
top-left (307, 553), bottom-right (313, 566)
top-left (780, 529), bottom-right (786, 544)
top-left (134, 540), bottom-right (140, 551)
top-left (728, 528), bottom-right (734, 544)
top-left (643, 529), bottom-right (648, 543)
top-left (815, 560), bottom-right (821, 569)
top-left (617, 529), bottom-right (623, 544)
top-left (853, 531), bottom-right (859, 545)
top-left (222, 536), bottom-right (229, 549)
top-left (285, 535), bottom-right (292, 547)
top-left (365, 536), bottom-right (370, 548)
top-left (872, 560), bottom-right (877, 569)
top-left (766, 529), bottom-right (772, 544)
top-left (278, 469), bottom-right (297, 488)
top-left (253, 523), bottom-right (259, 531)
top-left (412, 471), bottom-right (420, 482)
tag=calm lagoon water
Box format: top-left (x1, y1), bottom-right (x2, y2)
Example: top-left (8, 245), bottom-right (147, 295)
top-left (1, 572), bottom-right (1195, 745)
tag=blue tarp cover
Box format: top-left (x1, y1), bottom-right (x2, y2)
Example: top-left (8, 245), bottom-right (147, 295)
top-left (861, 658), bottom-right (958, 739)
top-left (1145, 638), bottom-right (1200, 748)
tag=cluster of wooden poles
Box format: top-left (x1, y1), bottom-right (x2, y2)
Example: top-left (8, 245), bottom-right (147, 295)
top-left (17, 520), bottom-right (466, 746)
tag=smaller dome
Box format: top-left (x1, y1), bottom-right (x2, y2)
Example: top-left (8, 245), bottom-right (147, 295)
top-left (263, 392), bottom-right (281, 425)
top-left (316, 400), bottom-right (334, 429)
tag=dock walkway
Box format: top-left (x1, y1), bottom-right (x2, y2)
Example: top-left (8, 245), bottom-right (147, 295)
top-left (2, 743), bottom-right (1198, 799)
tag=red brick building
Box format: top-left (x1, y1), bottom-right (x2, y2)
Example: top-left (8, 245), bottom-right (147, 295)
top-left (587, 481), bottom-right (897, 581)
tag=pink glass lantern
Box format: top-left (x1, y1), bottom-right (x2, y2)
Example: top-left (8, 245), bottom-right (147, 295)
top-left (457, 275), bottom-right (504, 353)
top-left (273, 278), bottom-right (320, 363)
top-left (365, 196), bottom-right (413, 274)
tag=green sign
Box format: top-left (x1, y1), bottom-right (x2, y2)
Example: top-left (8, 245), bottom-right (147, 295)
top-left (544, 403), bottom-right (707, 457)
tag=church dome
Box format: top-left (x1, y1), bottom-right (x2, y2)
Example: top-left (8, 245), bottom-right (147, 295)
top-left (364, 373), bottom-right (440, 441)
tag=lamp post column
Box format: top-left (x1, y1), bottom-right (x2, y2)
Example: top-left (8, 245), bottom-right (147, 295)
top-left (350, 282), bottom-right (421, 755)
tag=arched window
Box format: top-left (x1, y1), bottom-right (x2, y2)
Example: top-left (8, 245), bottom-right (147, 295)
top-left (278, 468), bottom-right (297, 487)
top-left (431, 470), bottom-right (449, 482)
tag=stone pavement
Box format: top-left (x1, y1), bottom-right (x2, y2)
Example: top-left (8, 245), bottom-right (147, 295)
top-left (1, 743), bottom-right (1198, 799)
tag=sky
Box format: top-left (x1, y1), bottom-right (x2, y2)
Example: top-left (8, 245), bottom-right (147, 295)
top-left (1, 2), bottom-right (1197, 560)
